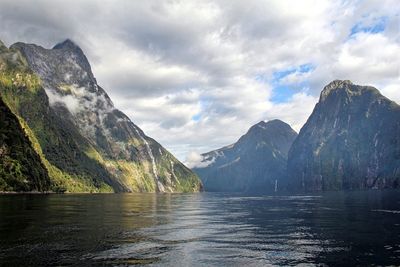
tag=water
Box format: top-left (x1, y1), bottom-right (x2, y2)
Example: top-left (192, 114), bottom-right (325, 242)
top-left (0, 191), bottom-right (400, 266)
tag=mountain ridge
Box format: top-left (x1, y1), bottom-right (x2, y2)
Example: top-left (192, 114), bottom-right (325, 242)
top-left (0, 39), bottom-right (202, 193)
top-left (194, 119), bottom-right (297, 192)
top-left (1, 39), bottom-right (398, 193)
top-left (287, 80), bottom-right (400, 191)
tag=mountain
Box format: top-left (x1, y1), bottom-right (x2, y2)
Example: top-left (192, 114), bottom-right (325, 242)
top-left (287, 80), bottom-right (400, 191)
top-left (193, 120), bottom-right (297, 192)
top-left (0, 39), bottom-right (202, 192)
top-left (0, 96), bottom-right (50, 191)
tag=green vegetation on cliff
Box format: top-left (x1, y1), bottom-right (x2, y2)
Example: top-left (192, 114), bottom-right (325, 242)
top-left (0, 46), bottom-right (114, 192)
top-left (0, 40), bottom-right (202, 193)
top-left (0, 96), bottom-right (50, 191)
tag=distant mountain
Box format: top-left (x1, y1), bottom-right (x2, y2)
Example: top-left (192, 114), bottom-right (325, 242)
top-left (193, 120), bottom-right (297, 192)
top-left (287, 80), bottom-right (400, 191)
top-left (0, 39), bottom-right (202, 192)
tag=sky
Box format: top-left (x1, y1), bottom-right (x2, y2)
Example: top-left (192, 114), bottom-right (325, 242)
top-left (0, 0), bottom-right (399, 164)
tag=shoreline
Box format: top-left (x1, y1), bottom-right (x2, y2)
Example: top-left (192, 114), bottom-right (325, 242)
top-left (0, 191), bottom-right (57, 195)
top-left (0, 188), bottom-right (398, 196)
top-left (0, 191), bottom-right (202, 195)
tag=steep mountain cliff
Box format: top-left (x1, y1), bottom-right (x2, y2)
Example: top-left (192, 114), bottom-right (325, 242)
top-left (287, 80), bottom-right (400, 191)
top-left (0, 96), bottom-right (50, 191)
top-left (0, 39), bottom-right (201, 192)
top-left (194, 120), bottom-right (297, 192)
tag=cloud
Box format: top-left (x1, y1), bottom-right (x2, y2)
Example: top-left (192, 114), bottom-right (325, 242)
top-left (381, 83), bottom-right (400, 103)
top-left (264, 93), bottom-right (319, 132)
top-left (46, 87), bottom-right (81, 114)
top-left (184, 151), bottom-right (215, 169)
top-left (350, 16), bottom-right (388, 36)
top-left (0, 0), bottom-right (398, 161)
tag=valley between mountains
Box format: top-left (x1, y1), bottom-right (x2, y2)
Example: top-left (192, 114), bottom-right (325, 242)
top-left (0, 40), bottom-right (399, 193)
top-left (195, 80), bottom-right (400, 192)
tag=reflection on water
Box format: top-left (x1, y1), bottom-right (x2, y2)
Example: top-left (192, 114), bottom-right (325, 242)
top-left (0, 191), bottom-right (400, 266)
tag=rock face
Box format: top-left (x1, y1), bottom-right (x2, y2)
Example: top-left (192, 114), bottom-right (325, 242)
top-left (0, 39), bottom-right (202, 192)
top-left (287, 80), bottom-right (400, 191)
top-left (194, 120), bottom-right (297, 192)
top-left (0, 96), bottom-right (50, 191)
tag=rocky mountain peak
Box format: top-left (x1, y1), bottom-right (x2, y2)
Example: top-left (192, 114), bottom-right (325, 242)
top-left (265, 119), bottom-right (293, 130)
top-left (195, 119), bottom-right (297, 192)
top-left (53, 39), bottom-right (94, 80)
top-left (319, 80), bottom-right (385, 105)
top-left (1, 39), bottom-right (202, 193)
top-left (320, 80), bottom-right (353, 101)
top-left (287, 81), bottom-right (400, 191)
top-left (52, 39), bottom-right (89, 66)
top-left (53, 39), bottom-right (79, 50)
top-left (250, 119), bottom-right (285, 131)
top-left (254, 120), bottom-right (267, 126)
top-left (11, 39), bottom-right (95, 86)
top-left (246, 119), bottom-right (296, 140)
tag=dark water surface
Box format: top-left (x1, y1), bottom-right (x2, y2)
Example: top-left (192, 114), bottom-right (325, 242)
top-left (0, 191), bottom-right (400, 266)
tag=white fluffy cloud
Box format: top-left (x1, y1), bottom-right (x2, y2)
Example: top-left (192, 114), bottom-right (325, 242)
top-left (185, 151), bottom-right (215, 169)
top-left (0, 0), bottom-right (399, 161)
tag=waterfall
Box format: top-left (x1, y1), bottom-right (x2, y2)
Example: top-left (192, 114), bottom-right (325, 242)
top-left (170, 160), bottom-right (180, 185)
top-left (274, 179), bottom-right (278, 192)
top-left (133, 126), bottom-right (165, 192)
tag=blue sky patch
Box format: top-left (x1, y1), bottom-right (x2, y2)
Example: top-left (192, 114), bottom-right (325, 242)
top-left (272, 63), bottom-right (315, 80)
top-left (270, 85), bottom-right (297, 103)
top-left (269, 63), bottom-right (315, 103)
top-left (191, 98), bottom-right (211, 122)
top-left (350, 16), bottom-right (388, 36)
top-left (192, 113), bottom-right (201, 122)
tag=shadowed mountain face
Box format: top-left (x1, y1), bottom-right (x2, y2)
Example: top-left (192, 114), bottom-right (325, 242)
top-left (0, 96), bottom-right (50, 191)
top-left (287, 80), bottom-right (400, 191)
top-left (0, 39), bottom-right (201, 192)
top-left (194, 120), bottom-right (297, 192)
